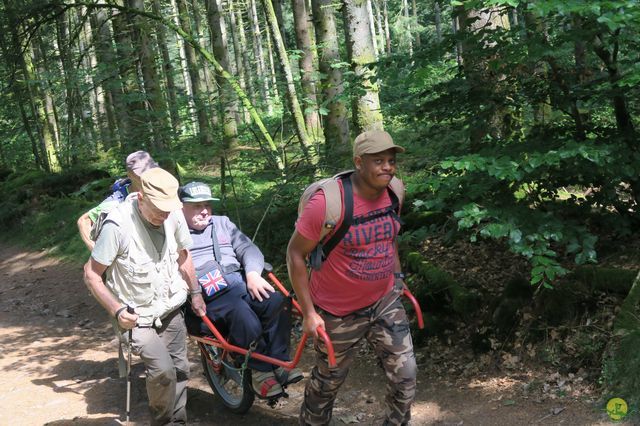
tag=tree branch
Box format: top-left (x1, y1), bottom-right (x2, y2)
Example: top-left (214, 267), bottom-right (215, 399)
top-left (33, 0), bottom-right (286, 175)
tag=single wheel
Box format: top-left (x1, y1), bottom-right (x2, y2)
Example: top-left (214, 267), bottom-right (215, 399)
top-left (199, 343), bottom-right (255, 414)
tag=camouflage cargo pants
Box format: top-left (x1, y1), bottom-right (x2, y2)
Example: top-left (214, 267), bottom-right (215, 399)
top-left (300, 286), bottom-right (417, 425)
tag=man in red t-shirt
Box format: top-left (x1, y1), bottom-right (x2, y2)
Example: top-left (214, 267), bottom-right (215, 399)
top-left (287, 130), bottom-right (417, 426)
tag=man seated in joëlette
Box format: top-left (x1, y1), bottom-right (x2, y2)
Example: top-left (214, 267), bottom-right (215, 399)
top-left (180, 181), bottom-right (302, 399)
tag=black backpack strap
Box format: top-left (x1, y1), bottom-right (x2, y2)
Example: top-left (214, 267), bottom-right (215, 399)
top-left (387, 186), bottom-right (403, 225)
top-left (320, 174), bottom-right (354, 260)
top-left (210, 221), bottom-right (222, 262)
top-left (348, 186), bottom-right (403, 227)
top-left (309, 175), bottom-right (402, 270)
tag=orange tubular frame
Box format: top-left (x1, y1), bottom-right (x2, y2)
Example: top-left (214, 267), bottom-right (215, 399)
top-left (402, 289), bottom-right (425, 329)
top-left (268, 272), bottom-right (425, 330)
top-left (191, 270), bottom-right (336, 368)
top-left (193, 315), bottom-right (336, 369)
top-left (191, 270), bottom-right (425, 371)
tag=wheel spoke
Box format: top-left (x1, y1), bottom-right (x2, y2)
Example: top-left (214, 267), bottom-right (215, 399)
top-left (200, 343), bottom-right (255, 413)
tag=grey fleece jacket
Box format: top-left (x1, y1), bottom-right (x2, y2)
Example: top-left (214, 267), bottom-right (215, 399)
top-left (189, 215), bottom-right (264, 275)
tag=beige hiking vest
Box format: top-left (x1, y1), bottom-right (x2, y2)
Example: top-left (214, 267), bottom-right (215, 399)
top-left (105, 199), bottom-right (188, 327)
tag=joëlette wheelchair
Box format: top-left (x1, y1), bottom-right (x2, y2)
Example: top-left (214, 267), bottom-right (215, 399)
top-left (187, 264), bottom-right (424, 414)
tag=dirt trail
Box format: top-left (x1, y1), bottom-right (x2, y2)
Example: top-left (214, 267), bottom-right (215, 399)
top-left (0, 244), bottom-right (626, 425)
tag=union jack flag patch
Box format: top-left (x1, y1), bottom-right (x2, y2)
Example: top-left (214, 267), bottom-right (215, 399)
top-left (198, 268), bottom-right (228, 297)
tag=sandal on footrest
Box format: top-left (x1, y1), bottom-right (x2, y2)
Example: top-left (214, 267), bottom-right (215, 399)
top-left (251, 370), bottom-right (284, 398)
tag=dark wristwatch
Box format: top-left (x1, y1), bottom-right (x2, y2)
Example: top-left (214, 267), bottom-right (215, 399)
top-left (394, 272), bottom-right (405, 280)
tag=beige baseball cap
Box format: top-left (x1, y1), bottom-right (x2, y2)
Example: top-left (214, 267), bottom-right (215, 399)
top-left (353, 130), bottom-right (405, 157)
top-left (140, 168), bottom-right (182, 212)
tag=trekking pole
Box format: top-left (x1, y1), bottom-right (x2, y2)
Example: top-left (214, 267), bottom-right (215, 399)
top-left (125, 305), bottom-right (135, 426)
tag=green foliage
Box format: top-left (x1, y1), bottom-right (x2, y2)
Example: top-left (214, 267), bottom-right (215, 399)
top-left (391, 15), bottom-right (425, 53)
top-left (0, 0), bottom-right (639, 301)
top-left (0, 153), bottom-right (296, 268)
top-left (601, 330), bottom-right (640, 411)
top-left (0, 166), bottom-right (111, 260)
top-left (572, 266), bottom-right (637, 295)
top-left (379, 0), bottom-right (640, 289)
top-left (405, 251), bottom-right (481, 319)
top-left (409, 135), bottom-right (617, 287)
top-left (418, 139), bottom-right (622, 286)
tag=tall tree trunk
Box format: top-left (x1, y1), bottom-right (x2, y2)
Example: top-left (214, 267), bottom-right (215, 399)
top-left (263, 0), bottom-right (313, 160)
top-left (153, 0), bottom-right (181, 135)
top-left (91, 8), bottom-right (132, 148)
top-left (570, 14), bottom-right (590, 134)
top-left (29, 40), bottom-right (61, 172)
top-left (373, 0), bottom-right (385, 55)
top-left (451, 14), bottom-right (462, 67)
top-left (402, 0), bottom-right (413, 56)
top-left (76, 7), bottom-right (101, 149)
top-left (434, 1), bottom-right (442, 43)
top-left (81, 9), bottom-right (103, 148)
top-left (508, 6), bottom-right (519, 27)
top-left (311, 0), bottom-right (350, 160)
top-left (382, 0), bottom-right (391, 54)
top-left (56, 9), bottom-right (92, 163)
top-left (342, 0), bottom-right (384, 133)
top-left (592, 32), bottom-right (636, 143)
top-left (190, 0), bottom-right (217, 121)
top-left (459, 6), bottom-right (512, 148)
top-left (175, 0), bottom-right (214, 145)
top-left (19, 45), bottom-right (46, 169)
top-left (54, 10), bottom-right (75, 155)
top-left (263, 8), bottom-right (281, 110)
top-left (171, 0), bottom-right (199, 132)
top-left (573, 16), bottom-right (587, 86)
top-left (206, 0), bottom-right (241, 194)
top-left (129, 0), bottom-right (170, 151)
top-left (412, 0), bottom-right (420, 46)
top-left (523, 11), bottom-right (578, 137)
top-left (249, 0), bottom-right (270, 111)
top-left (234, 1), bottom-right (258, 109)
top-left (228, 0), bottom-right (252, 122)
top-left (112, 1), bottom-right (148, 151)
top-left (291, 0), bottom-right (322, 142)
top-left (273, 0), bottom-right (288, 47)
top-left (206, 0), bottom-right (239, 151)
top-left (366, 0), bottom-right (379, 58)
top-left (0, 14), bottom-right (42, 168)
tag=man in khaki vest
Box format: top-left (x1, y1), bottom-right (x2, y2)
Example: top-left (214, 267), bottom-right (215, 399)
top-left (84, 167), bottom-right (206, 425)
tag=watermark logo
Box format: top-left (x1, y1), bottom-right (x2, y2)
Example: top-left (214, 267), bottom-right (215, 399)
top-left (606, 397), bottom-right (628, 421)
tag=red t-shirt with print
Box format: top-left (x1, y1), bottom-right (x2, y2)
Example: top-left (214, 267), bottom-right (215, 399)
top-left (295, 180), bottom-right (401, 316)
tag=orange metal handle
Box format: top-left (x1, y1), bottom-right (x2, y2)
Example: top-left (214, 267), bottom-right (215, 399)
top-left (267, 271), bottom-right (336, 367)
top-left (315, 326), bottom-right (336, 367)
top-left (402, 288), bottom-right (424, 329)
top-left (267, 271), bottom-right (292, 298)
top-left (267, 271), bottom-right (303, 316)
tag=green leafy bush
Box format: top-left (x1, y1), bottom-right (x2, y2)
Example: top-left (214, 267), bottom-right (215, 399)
top-left (379, 0), bottom-right (640, 289)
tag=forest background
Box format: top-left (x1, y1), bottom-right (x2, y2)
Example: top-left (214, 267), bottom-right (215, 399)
top-left (1, 0), bottom-right (640, 417)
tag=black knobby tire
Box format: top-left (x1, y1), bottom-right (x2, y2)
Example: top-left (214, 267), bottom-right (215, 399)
top-left (199, 343), bottom-right (255, 414)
